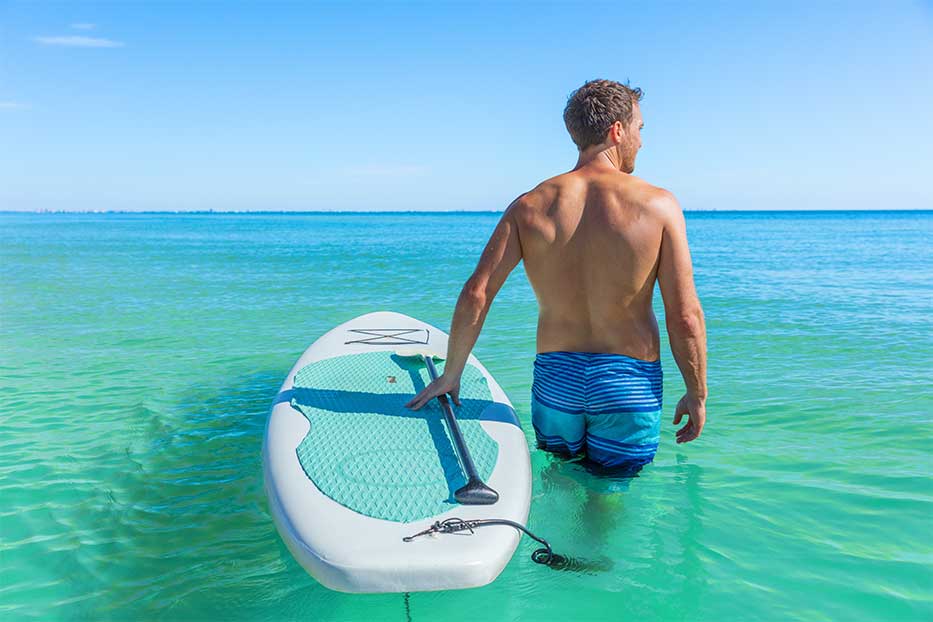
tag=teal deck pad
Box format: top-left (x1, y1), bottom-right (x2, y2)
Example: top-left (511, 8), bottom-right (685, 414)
top-left (290, 352), bottom-right (500, 523)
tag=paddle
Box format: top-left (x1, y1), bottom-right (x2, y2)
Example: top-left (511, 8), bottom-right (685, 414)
top-left (397, 349), bottom-right (499, 505)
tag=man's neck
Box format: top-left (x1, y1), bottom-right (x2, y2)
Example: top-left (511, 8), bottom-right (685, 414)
top-left (573, 145), bottom-right (621, 173)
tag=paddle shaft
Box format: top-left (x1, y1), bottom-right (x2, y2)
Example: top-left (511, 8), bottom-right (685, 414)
top-left (423, 356), bottom-right (482, 481)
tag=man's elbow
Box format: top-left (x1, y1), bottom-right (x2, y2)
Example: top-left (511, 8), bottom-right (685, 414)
top-left (459, 279), bottom-right (488, 309)
top-left (667, 306), bottom-right (705, 337)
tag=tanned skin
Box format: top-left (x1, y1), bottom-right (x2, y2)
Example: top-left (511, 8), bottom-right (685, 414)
top-left (406, 103), bottom-right (707, 444)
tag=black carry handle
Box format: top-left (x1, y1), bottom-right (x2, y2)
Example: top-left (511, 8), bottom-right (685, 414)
top-left (423, 355), bottom-right (499, 505)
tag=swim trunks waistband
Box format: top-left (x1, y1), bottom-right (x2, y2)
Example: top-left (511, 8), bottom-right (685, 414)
top-left (536, 351), bottom-right (660, 365)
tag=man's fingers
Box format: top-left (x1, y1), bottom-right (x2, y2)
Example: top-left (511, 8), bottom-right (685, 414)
top-left (405, 389), bottom-right (432, 410)
top-left (676, 421), bottom-right (702, 444)
top-left (414, 394), bottom-right (433, 410)
top-left (673, 402), bottom-right (687, 425)
top-left (406, 386), bottom-right (444, 410)
top-left (405, 378), bottom-right (460, 411)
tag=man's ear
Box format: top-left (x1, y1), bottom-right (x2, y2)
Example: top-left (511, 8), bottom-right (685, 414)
top-left (609, 120), bottom-right (625, 144)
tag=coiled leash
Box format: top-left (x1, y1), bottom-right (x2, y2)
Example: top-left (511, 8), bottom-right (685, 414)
top-left (403, 517), bottom-right (567, 567)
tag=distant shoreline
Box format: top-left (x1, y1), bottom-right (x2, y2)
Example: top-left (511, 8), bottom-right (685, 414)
top-left (1, 209), bottom-right (931, 215)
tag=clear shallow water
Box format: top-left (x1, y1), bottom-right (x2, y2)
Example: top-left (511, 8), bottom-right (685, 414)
top-left (1, 211), bottom-right (931, 621)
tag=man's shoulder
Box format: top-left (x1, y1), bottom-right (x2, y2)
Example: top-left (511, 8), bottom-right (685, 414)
top-left (625, 175), bottom-right (681, 219)
top-left (529, 172), bottom-right (575, 199)
top-left (505, 174), bottom-right (567, 214)
top-left (507, 171), bottom-right (680, 219)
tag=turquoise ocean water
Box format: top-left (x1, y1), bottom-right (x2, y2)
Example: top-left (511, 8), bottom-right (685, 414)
top-left (1, 211), bottom-right (931, 621)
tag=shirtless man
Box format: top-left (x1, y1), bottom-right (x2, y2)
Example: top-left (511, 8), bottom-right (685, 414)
top-left (407, 79), bottom-right (707, 470)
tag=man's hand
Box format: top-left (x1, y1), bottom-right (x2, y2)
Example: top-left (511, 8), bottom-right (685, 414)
top-left (673, 393), bottom-right (706, 444)
top-left (405, 373), bottom-right (461, 410)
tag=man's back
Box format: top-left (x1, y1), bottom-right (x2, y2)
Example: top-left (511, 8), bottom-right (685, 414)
top-left (407, 78), bottom-right (707, 456)
top-left (514, 169), bottom-right (666, 361)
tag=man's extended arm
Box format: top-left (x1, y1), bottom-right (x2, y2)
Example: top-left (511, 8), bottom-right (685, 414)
top-left (406, 201), bottom-right (523, 410)
top-left (656, 192), bottom-right (707, 443)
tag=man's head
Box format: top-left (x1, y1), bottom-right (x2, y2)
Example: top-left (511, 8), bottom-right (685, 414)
top-left (563, 79), bottom-right (644, 173)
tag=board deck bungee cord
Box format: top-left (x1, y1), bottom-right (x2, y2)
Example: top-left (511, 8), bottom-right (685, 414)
top-left (263, 311), bottom-right (533, 592)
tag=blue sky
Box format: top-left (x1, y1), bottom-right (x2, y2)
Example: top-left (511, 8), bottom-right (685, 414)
top-left (1, 1), bottom-right (931, 211)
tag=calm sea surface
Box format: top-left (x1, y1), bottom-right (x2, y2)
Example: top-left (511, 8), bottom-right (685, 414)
top-left (1, 211), bottom-right (931, 621)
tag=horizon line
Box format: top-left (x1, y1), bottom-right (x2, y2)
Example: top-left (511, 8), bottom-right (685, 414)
top-left (1, 208), bottom-right (931, 215)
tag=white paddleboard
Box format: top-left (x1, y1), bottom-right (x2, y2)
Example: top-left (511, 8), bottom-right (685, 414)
top-left (262, 311), bottom-right (532, 593)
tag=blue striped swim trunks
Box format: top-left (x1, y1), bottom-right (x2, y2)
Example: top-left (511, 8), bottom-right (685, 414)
top-left (532, 351), bottom-right (663, 469)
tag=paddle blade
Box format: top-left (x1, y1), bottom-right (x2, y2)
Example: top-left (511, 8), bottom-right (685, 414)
top-left (454, 478), bottom-right (499, 505)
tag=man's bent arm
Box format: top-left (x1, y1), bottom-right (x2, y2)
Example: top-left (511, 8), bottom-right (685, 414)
top-left (656, 193), bottom-right (707, 400)
top-left (405, 200), bottom-right (523, 410)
